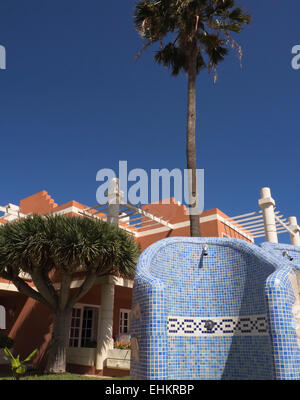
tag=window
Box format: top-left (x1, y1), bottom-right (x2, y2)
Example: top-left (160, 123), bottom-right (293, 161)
top-left (69, 305), bottom-right (99, 348)
top-left (119, 309), bottom-right (131, 334)
top-left (69, 307), bottom-right (81, 348)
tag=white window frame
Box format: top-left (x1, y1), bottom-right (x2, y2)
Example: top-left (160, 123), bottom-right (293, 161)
top-left (69, 303), bottom-right (100, 348)
top-left (119, 308), bottom-right (131, 335)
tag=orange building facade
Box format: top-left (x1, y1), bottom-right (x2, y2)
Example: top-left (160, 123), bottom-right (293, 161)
top-left (0, 191), bottom-right (253, 376)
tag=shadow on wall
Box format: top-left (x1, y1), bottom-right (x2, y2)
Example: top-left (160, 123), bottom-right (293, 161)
top-left (9, 297), bottom-right (53, 369)
top-left (222, 251), bottom-right (275, 379)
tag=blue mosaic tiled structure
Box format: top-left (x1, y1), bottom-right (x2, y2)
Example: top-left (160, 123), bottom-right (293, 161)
top-left (261, 242), bottom-right (300, 269)
top-left (260, 242), bottom-right (300, 379)
top-left (130, 237), bottom-right (298, 380)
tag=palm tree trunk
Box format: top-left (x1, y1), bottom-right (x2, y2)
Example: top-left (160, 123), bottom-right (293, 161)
top-left (46, 308), bottom-right (72, 373)
top-left (186, 45), bottom-right (201, 237)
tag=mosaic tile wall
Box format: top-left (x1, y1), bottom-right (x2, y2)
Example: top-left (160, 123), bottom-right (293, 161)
top-left (260, 242), bottom-right (300, 379)
top-left (130, 237), bottom-right (288, 380)
top-left (261, 242), bottom-right (300, 269)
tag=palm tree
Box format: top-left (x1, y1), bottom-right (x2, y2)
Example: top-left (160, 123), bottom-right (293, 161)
top-left (134, 0), bottom-right (251, 236)
top-left (0, 215), bottom-right (139, 373)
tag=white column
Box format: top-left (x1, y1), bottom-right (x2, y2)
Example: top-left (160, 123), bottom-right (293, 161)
top-left (107, 178), bottom-right (123, 225)
top-left (258, 187), bottom-right (278, 243)
top-left (95, 280), bottom-right (115, 371)
top-left (289, 216), bottom-right (300, 246)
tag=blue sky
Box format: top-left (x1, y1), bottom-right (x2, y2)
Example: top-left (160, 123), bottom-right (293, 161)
top-left (0, 0), bottom-right (299, 244)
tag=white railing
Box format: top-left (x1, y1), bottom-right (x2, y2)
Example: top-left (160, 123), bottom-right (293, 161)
top-left (225, 187), bottom-right (300, 246)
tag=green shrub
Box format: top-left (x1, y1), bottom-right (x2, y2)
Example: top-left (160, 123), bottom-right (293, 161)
top-left (4, 347), bottom-right (38, 380)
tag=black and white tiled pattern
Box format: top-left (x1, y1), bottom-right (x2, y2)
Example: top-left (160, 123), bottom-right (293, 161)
top-left (167, 315), bottom-right (269, 336)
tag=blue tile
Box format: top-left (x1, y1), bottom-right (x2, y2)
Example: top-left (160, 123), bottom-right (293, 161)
top-left (130, 237), bottom-right (300, 380)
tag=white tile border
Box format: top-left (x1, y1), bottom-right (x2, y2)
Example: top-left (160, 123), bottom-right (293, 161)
top-left (167, 314), bottom-right (269, 337)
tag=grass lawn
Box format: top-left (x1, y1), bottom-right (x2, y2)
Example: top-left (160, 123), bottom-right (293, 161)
top-left (0, 372), bottom-right (130, 380)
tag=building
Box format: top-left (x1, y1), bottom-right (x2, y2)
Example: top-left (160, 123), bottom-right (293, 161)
top-left (0, 190), bottom-right (253, 376)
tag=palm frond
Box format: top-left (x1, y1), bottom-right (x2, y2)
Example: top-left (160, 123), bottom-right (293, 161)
top-left (134, 0), bottom-right (251, 80)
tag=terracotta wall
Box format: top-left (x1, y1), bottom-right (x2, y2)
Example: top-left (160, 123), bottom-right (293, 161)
top-left (0, 293), bottom-right (53, 368)
top-left (19, 191), bottom-right (58, 215)
top-left (137, 226), bottom-right (189, 252)
top-left (113, 286), bottom-right (132, 338)
top-left (0, 292), bottom-right (28, 334)
top-left (137, 212), bottom-right (252, 251)
top-left (75, 284), bottom-right (102, 305)
top-left (0, 283), bottom-right (132, 370)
